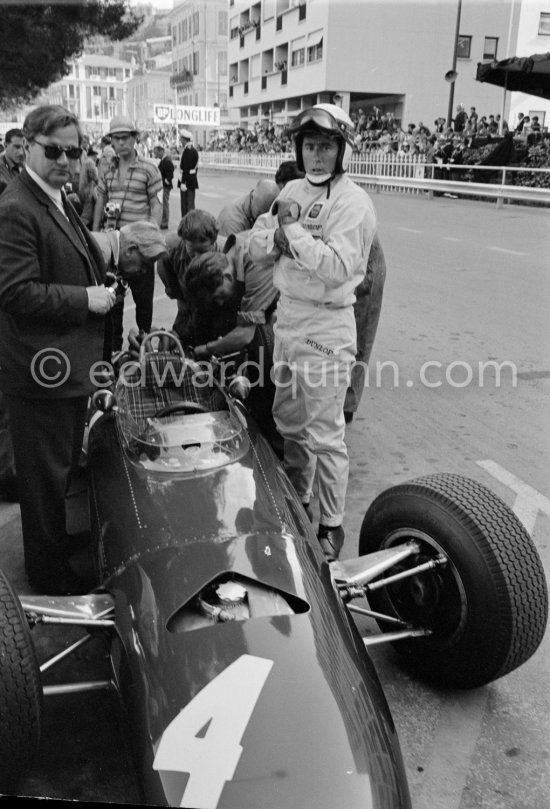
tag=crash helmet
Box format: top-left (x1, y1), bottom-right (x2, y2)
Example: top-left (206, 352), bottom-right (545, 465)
top-left (288, 103), bottom-right (355, 175)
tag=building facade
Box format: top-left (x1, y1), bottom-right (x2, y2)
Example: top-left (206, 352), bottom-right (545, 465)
top-left (47, 54), bottom-right (134, 135)
top-left (169, 0), bottom-right (233, 146)
top-left (508, 2), bottom-right (550, 129)
top-left (226, 0), bottom-right (549, 131)
top-left (127, 69), bottom-right (174, 132)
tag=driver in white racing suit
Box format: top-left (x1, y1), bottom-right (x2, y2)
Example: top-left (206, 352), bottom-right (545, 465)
top-left (248, 104), bottom-right (377, 560)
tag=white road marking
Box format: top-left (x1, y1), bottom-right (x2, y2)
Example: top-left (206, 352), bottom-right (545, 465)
top-left (197, 190), bottom-right (225, 198)
top-left (477, 459), bottom-right (550, 533)
top-left (443, 236), bottom-right (462, 242)
top-left (397, 227), bottom-right (423, 233)
top-left (416, 690), bottom-right (488, 809)
top-left (486, 246), bottom-right (528, 256)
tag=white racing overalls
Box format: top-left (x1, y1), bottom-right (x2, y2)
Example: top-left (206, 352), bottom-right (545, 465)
top-left (248, 174), bottom-right (377, 526)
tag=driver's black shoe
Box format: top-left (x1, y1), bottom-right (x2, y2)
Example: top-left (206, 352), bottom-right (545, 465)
top-left (317, 524), bottom-right (344, 562)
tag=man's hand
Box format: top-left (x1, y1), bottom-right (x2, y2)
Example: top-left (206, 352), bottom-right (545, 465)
top-left (273, 227), bottom-right (294, 258)
top-left (272, 198), bottom-right (301, 226)
top-left (127, 327), bottom-right (143, 358)
top-left (194, 344), bottom-right (213, 361)
top-left (127, 327), bottom-right (174, 359)
top-left (87, 285), bottom-right (116, 315)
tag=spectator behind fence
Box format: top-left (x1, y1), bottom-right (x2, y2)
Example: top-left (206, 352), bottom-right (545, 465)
top-left (453, 104), bottom-right (468, 133)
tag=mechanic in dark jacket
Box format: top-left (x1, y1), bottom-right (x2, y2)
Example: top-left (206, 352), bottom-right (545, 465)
top-left (179, 129), bottom-right (198, 218)
top-left (0, 104), bottom-right (115, 596)
top-left (153, 143), bottom-right (174, 229)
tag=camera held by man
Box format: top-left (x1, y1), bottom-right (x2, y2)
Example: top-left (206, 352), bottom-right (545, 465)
top-left (103, 201), bottom-right (122, 231)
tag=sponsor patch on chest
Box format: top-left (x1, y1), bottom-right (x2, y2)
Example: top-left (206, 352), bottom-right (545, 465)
top-left (307, 202), bottom-right (324, 219)
top-left (303, 202), bottom-right (325, 238)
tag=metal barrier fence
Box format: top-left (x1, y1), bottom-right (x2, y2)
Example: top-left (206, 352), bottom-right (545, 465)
top-left (198, 151), bottom-right (550, 207)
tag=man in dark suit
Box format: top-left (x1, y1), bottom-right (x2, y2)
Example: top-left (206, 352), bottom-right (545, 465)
top-left (153, 143), bottom-right (174, 229)
top-left (0, 105), bottom-right (115, 595)
top-left (179, 129), bottom-right (198, 217)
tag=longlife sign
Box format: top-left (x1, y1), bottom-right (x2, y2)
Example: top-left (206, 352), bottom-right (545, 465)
top-left (153, 104), bottom-right (220, 127)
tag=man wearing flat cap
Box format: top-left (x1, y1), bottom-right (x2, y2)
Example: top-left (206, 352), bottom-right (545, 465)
top-left (92, 116), bottom-right (163, 352)
top-left (92, 220), bottom-right (168, 357)
top-left (179, 129), bottom-right (199, 218)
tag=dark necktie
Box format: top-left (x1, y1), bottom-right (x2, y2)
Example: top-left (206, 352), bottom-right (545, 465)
top-left (61, 190), bottom-right (87, 246)
top-left (61, 191), bottom-right (102, 284)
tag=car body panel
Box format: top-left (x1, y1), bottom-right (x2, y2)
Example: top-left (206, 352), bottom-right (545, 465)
top-left (86, 401), bottom-right (411, 808)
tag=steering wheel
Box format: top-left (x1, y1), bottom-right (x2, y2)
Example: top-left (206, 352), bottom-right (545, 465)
top-left (153, 402), bottom-right (209, 418)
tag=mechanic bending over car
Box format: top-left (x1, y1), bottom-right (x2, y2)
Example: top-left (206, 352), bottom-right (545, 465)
top-left (217, 177), bottom-right (280, 238)
top-left (0, 104), bottom-right (115, 596)
top-left (92, 220), bottom-right (168, 358)
top-left (247, 103), bottom-right (378, 562)
top-left (156, 208), bottom-right (232, 348)
top-left (184, 244), bottom-right (281, 456)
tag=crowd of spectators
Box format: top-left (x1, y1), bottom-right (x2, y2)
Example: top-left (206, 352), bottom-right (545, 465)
top-left (203, 102), bottom-right (547, 164)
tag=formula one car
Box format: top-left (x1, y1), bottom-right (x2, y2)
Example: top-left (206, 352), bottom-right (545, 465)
top-left (1, 332), bottom-right (547, 808)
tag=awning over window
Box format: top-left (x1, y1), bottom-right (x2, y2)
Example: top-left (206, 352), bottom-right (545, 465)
top-left (476, 52), bottom-right (550, 100)
top-left (307, 30), bottom-right (323, 48)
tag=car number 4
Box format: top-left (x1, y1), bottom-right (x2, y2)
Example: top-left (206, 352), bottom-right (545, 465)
top-left (153, 654), bottom-right (274, 808)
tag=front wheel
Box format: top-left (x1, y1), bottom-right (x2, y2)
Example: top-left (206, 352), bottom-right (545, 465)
top-left (359, 473), bottom-right (548, 689)
top-left (0, 568), bottom-right (43, 793)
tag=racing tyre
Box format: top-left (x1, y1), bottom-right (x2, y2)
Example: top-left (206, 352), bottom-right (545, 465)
top-left (0, 568), bottom-right (43, 793)
top-left (359, 473), bottom-right (548, 689)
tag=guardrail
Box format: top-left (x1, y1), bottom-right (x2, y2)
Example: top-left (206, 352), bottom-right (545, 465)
top-left (198, 151), bottom-right (550, 208)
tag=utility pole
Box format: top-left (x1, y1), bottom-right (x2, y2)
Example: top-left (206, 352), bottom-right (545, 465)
top-left (446, 0), bottom-right (462, 129)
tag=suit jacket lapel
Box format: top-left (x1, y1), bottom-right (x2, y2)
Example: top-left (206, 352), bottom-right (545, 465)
top-left (21, 171), bottom-right (105, 286)
top-left (63, 194), bottom-right (105, 284)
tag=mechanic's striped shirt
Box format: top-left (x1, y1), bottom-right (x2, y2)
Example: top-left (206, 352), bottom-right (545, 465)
top-left (98, 153), bottom-right (162, 226)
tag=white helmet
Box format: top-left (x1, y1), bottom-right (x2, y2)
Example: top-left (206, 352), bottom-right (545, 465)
top-left (288, 103), bottom-right (355, 174)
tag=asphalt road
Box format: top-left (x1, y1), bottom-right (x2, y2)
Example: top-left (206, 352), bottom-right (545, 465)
top-left (1, 173), bottom-right (549, 808)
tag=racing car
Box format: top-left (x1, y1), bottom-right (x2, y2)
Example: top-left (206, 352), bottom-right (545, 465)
top-left (1, 331), bottom-right (547, 808)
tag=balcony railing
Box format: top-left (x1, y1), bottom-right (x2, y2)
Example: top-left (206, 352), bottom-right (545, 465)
top-left (170, 69), bottom-right (193, 89)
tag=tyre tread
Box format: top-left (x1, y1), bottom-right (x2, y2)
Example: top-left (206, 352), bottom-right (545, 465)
top-left (361, 473), bottom-right (548, 686)
top-left (0, 569), bottom-right (43, 792)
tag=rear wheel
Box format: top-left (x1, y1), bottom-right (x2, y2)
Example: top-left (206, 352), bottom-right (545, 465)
top-left (0, 568), bottom-right (43, 792)
top-left (359, 473), bottom-right (548, 688)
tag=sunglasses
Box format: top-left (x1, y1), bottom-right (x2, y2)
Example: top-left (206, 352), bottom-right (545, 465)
top-left (32, 140), bottom-right (82, 160)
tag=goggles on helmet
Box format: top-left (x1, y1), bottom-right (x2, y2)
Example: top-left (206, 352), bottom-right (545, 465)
top-left (288, 108), bottom-right (352, 142)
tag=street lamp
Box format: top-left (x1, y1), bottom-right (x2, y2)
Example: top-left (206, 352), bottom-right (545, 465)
top-left (446, 0), bottom-right (462, 129)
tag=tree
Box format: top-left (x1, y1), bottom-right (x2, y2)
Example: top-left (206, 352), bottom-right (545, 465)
top-left (0, 1), bottom-right (143, 111)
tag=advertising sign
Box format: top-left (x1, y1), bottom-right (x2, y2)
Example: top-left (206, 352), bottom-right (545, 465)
top-left (153, 105), bottom-right (220, 127)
